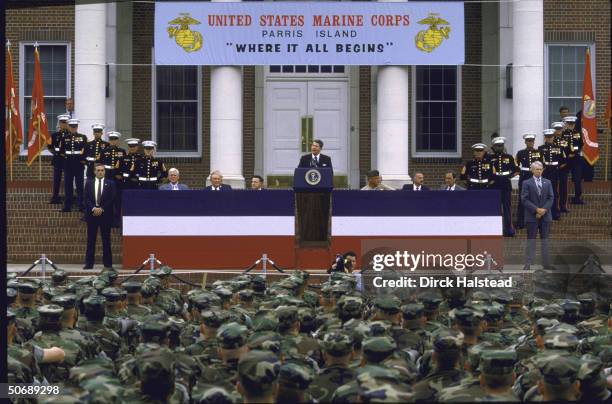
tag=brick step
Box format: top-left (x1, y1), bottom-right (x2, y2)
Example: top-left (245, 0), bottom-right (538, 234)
top-left (8, 235), bottom-right (122, 243)
top-left (7, 254), bottom-right (123, 264)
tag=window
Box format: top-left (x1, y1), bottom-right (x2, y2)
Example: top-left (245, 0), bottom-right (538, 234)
top-left (412, 65), bottom-right (460, 156)
top-left (546, 44), bottom-right (594, 125)
top-left (269, 65), bottom-right (345, 74)
top-left (20, 43), bottom-right (70, 149)
top-left (153, 65), bottom-right (201, 155)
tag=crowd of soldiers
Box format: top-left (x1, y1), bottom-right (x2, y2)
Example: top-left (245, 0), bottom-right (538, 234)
top-left (461, 114), bottom-right (585, 237)
top-left (48, 115), bottom-right (168, 225)
top-left (7, 266), bottom-right (612, 402)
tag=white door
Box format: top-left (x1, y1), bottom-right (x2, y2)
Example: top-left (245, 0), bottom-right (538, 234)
top-left (265, 80), bottom-right (348, 177)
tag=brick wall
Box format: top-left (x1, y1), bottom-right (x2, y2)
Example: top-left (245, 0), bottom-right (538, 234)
top-left (409, 3), bottom-right (482, 187)
top-left (544, 0), bottom-right (611, 180)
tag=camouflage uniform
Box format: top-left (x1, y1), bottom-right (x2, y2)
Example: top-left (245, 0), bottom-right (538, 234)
top-left (310, 331), bottom-right (356, 402)
top-left (236, 350), bottom-right (281, 400)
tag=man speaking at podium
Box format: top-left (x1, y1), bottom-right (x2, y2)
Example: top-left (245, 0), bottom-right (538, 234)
top-left (298, 139), bottom-right (333, 169)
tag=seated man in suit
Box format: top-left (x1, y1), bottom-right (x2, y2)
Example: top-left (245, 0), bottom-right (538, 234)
top-left (441, 172), bottom-right (465, 191)
top-left (83, 163), bottom-right (117, 270)
top-left (205, 170), bottom-right (232, 191)
top-left (251, 175), bottom-right (264, 190)
top-left (160, 168), bottom-right (189, 191)
top-left (298, 139), bottom-right (333, 169)
top-left (521, 161), bottom-right (554, 271)
top-left (402, 172), bottom-right (429, 191)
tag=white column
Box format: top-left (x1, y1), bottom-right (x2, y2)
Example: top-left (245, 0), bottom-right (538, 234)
top-left (74, 1), bottom-right (106, 139)
top-left (512, 0), bottom-right (544, 156)
top-left (210, 0), bottom-right (244, 188)
top-left (376, 0), bottom-right (411, 188)
top-left (376, 66), bottom-right (411, 187)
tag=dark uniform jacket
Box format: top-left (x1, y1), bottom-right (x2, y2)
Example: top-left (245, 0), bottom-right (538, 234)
top-left (516, 148), bottom-right (542, 181)
top-left (538, 143), bottom-right (566, 181)
top-left (461, 158), bottom-right (495, 189)
top-left (488, 151), bottom-right (519, 190)
top-left (100, 146), bottom-right (126, 181)
top-left (48, 129), bottom-right (69, 167)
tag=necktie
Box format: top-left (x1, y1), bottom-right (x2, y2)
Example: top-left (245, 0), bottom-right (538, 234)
top-left (96, 179), bottom-right (102, 206)
top-left (416, 186), bottom-right (420, 191)
top-left (173, 184), bottom-right (178, 191)
top-left (448, 186), bottom-right (452, 191)
top-left (536, 178), bottom-right (542, 195)
top-left (315, 156), bottom-right (319, 166)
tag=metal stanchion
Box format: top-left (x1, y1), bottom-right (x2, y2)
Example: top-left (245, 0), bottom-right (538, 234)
top-left (242, 253), bottom-right (286, 275)
top-left (20, 254), bottom-right (60, 277)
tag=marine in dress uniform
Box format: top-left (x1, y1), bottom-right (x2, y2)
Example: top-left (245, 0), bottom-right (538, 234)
top-left (552, 121), bottom-right (570, 212)
top-left (538, 129), bottom-right (566, 220)
top-left (461, 143), bottom-right (495, 190)
top-left (118, 138), bottom-right (142, 190)
top-left (134, 140), bottom-right (168, 190)
top-left (562, 116), bottom-right (584, 204)
top-left (489, 137), bottom-right (519, 237)
top-left (48, 114), bottom-right (70, 204)
top-left (100, 132), bottom-right (126, 227)
top-left (84, 123), bottom-right (109, 179)
top-left (60, 118), bottom-right (87, 212)
top-left (515, 133), bottom-right (542, 229)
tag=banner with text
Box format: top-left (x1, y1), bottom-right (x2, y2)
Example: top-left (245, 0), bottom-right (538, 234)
top-left (154, 2), bottom-right (464, 65)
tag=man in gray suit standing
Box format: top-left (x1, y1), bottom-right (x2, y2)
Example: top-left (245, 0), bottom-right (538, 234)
top-left (159, 168), bottom-right (189, 191)
top-left (521, 161), bottom-right (553, 270)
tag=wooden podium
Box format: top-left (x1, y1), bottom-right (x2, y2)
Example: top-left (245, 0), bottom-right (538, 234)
top-left (293, 167), bottom-right (333, 245)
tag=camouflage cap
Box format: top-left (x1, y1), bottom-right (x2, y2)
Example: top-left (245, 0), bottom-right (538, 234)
top-left (51, 269), bottom-right (67, 283)
top-left (51, 294), bottom-right (77, 309)
top-left (122, 281), bottom-right (142, 294)
top-left (201, 309), bottom-right (230, 328)
top-left (17, 282), bottom-right (37, 294)
top-left (7, 308), bottom-right (16, 324)
top-left (250, 275), bottom-right (267, 292)
top-left (140, 280), bottom-right (160, 298)
top-left (482, 303), bottom-right (505, 322)
top-left (152, 265), bottom-right (173, 277)
top-left (101, 287), bottom-right (122, 302)
top-left (98, 270), bottom-right (118, 284)
top-left (216, 322), bottom-right (248, 349)
top-left (192, 386), bottom-right (234, 404)
top-left (490, 289), bottom-right (513, 305)
top-left (470, 290), bottom-right (491, 302)
top-left (7, 288), bottom-right (17, 303)
top-left (7, 272), bottom-right (17, 280)
top-left (302, 290), bottom-right (319, 308)
top-left (38, 304), bottom-right (64, 320)
top-left (419, 290), bottom-right (443, 309)
top-left (237, 350), bottom-right (281, 393)
top-left (7, 279), bottom-right (20, 290)
top-left (451, 307), bottom-right (484, 327)
top-left (400, 303), bottom-right (425, 320)
top-left (539, 356), bottom-right (580, 385)
top-left (543, 332), bottom-right (579, 350)
top-left (279, 362), bottom-right (313, 390)
top-left (337, 295), bottom-right (364, 318)
top-left (212, 287), bottom-right (233, 301)
top-left (75, 276), bottom-right (96, 286)
top-left (320, 284), bottom-right (333, 298)
top-left (322, 331), bottom-right (355, 356)
top-left (92, 278), bottom-right (109, 292)
top-left (373, 295), bottom-right (401, 315)
top-left (479, 350), bottom-right (517, 375)
top-left (137, 347), bottom-right (175, 383)
top-left (331, 383), bottom-right (360, 403)
top-left (466, 341), bottom-right (500, 372)
top-left (83, 295), bottom-right (106, 317)
top-left (192, 293), bottom-right (221, 311)
top-left (252, 312), bottom-right (279, 332)
top-left (432, 328), bottom-right (464, 352)
top-left (238, 289), bottom-right (254, 302)
top-left (42, 286), bottom-right (57, 301)
top-left (535, 318), bottom-right (559, 335)
top-left (140, 318), bottom-right (170, 340)
top-left (275, 305), bottom-right (298, 325)
top-left (362, 336), bottom-right (397, 357)
top-left (533, 304), bottom-right (564, 320)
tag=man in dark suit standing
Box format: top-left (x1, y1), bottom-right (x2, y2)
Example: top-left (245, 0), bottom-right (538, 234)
top-left (83, 163), bottom-right (116, 269)
top-left (205, 170), bottom-right (233, 191)
top-left (402, 172), bottom-right (430, 191)
top-left (298, 139), bottom-right (333, 169)
top-left (521, 161), bottom-right (554, 271)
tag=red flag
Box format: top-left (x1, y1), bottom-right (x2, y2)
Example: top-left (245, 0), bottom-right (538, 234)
top-left (26, 45), bottom-right (51, 166)
top-left (581, 49), bottom-right (598, 166)
top-left (5, 42), bottom-right (23, 164)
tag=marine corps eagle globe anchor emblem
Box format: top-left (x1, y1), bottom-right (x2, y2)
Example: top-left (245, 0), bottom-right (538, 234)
top-left (167, 13), bottom-right (203, 52)
top-left (415, 13), bottom-right (451, 53)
